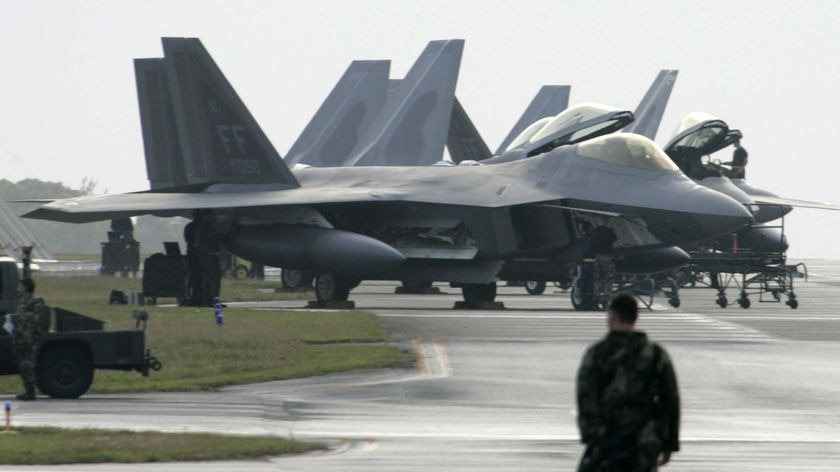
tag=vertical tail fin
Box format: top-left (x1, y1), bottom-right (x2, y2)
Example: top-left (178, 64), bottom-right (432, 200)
top-left (447, 97), bottom-right (492, 163)
top-left (161, 37), bottom-right (298, 187)
top-left (346, 39), bottom-right (464, 166)
top-left (623, 70), bottom-right (678, 140)
top-left (134, 58), bottom-right (189, 189)
top-left (494, 85), bottom-right (570, 155)
top-left (285, 60), bottom-right (390, 167)
top-left (0, 199), bottom-right (52, 260)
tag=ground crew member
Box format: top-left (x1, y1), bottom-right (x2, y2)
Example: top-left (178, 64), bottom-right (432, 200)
top-left (11, 278), bottom-right (47, 401)
top-left (724, 139), bottom-right (748, 179)
top-left (576, 293), bottom-right (680, 471)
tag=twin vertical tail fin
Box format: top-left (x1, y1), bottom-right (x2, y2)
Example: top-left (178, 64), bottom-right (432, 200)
top-left (135, 38), bottom-right (299, 190)
top-left (346, 39), bottom-right (464, 166)
top-left (285, 60), bottom-right (391, 167)
top-left (495, 85), bottom-right (571, 155)
top-left (623, 70), bottom-right (679, 140)
top-left (134, 58), bottom-right (188, 189)
top-left (447, 97), bottom-right (492, 163)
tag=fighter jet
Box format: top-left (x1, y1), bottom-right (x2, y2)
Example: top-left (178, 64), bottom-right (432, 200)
top-left (24, 38), bottom-right (752, 307)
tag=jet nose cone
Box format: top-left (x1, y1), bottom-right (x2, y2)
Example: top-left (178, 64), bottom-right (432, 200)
top-left (697, 191), bottom-right (754, 238)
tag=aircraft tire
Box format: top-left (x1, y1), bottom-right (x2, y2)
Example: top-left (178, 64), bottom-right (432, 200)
top-left (282, 269), bottom-right (314, 290)
top-left (315, 273), bottom-right (351, 302)
top-left (525, 281), bottom-right (546, 295)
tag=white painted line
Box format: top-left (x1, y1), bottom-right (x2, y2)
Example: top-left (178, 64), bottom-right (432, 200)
top-left (432, 338), bottom-right (454, 377)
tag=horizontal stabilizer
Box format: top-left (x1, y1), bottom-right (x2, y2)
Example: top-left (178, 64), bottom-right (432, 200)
top-left (347, 39), bottom-right (464, 166)
top-left (285, 60), bottom-right (391, 167)
top-left (495, 86), bottom-right (571, 155)
top-left (162, 37), bottom-right (299, 187)
top-left (624, 70), bottom-right (678, 140)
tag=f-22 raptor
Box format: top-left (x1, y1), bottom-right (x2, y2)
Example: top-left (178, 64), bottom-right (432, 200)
top-left (25, 38), bottom-right (752, 306)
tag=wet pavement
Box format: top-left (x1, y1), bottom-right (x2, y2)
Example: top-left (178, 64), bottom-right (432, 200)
top-left (4, 261), bottom-right (840, 470)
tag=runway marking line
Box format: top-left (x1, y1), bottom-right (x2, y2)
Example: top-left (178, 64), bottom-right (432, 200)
top-left (432, 338), bottom-right (454, 377)
top-left (412, 337), bottom-right (430, 375)
top-left (272, 338), bottom-right (453, 395)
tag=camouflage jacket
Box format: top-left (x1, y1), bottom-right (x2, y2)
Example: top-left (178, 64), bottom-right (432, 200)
top-left (576, 330), bottom-right (680, 453)
top-left (11, 296), bottom-right (47, 351)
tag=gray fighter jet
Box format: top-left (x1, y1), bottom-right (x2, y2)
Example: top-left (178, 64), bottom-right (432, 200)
top-left (25, 38), bottom-right (752, 305)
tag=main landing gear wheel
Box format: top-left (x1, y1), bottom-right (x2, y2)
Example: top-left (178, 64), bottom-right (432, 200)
top-left (786, 296), bottom-right (799, 309)
top-left (281, 269), bottom-right (314, 290)
top-left (461, 283), bottom-right (497, 305)
top-left (525, 281), bottom-right (546, 295)
top-left (314, 273), bottom-right (351, 303)
top-left (668, 297), bottom-right (681, 308)
top-left (716, 295), bottom-right (728, 308)
top-left (738, 295), bottom-right (751, 309)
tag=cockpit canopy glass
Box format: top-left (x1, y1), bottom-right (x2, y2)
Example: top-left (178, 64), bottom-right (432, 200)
top-left (670, 112), bottom-right (727, 150)
top-left (673, 112), bottom-right (719, 135)
top-left (577, 134), bottom-right (679, 172)
top-left (528, 103), bottom-right (619, 144)
top-left (506, 117), bottom-right (553, 151)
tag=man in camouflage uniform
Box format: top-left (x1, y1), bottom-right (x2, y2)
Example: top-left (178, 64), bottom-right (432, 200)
top-left (11, 278), bottom-right (47, 401)
top-left (576, 293), bottom-right (680, 471)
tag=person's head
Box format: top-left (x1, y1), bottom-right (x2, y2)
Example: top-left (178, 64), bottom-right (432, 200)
top-left (18, 278), bottom-right (34, 298)
top-left (607, 293), bottom-right (637, 331)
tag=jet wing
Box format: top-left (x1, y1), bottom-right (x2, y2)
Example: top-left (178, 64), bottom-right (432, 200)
top-left (23, 174), bottom-right (565, 224)
top-left (752, 196), bottom-right (840, 210)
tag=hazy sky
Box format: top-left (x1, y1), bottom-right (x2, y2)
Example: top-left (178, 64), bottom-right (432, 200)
top-left (1, 0), bottom-right (839, 258)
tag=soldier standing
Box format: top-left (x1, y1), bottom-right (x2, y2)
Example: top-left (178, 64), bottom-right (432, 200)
top-left (576, 293), bottom-right (680, 471)
top-left (724, 139), bottom-right (748, 179)
top-left (11, 278), bottom-right (47, 401)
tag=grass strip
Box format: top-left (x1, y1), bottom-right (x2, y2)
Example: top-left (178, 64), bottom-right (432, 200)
top-left (0, 275), bottom-right (412, 394)
top-left (0, 427), bottom-right (324, 464)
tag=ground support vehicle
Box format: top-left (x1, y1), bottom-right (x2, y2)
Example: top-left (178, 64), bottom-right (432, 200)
top-left (0, 307), bottom-right (161, 398)
top-left (678, 252), bottom-right (804, 309)
top-left (676, 219), bottom-right (804, 309)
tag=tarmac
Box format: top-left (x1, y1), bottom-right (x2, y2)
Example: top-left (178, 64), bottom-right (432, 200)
top-left (4, 260), bottom-right (840, 470)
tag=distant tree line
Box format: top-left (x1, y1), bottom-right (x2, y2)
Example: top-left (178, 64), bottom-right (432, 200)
top-left (0, 178), bottom-right (185, 256)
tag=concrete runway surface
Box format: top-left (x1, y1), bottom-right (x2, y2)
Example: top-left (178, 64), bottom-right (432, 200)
top-left (5, 260), bottom-right (840, 470)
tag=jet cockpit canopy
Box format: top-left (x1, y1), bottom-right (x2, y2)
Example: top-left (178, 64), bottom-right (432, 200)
top-left (665, 112), bottom-right (731, 176)
top-left (505, 103), bottom-right (634, 157)
top-left (577, 133), bottom-right (679, 172)
top-left (666, 112), bottom-right (729, 156)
